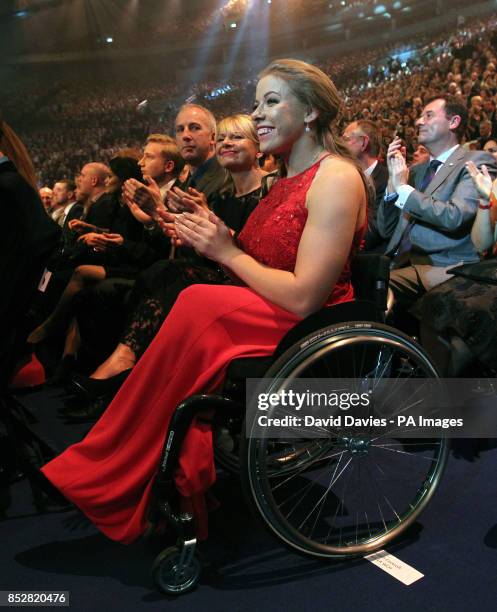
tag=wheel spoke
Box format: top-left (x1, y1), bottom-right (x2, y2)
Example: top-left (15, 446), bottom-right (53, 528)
top-left (247, 326), bottom-right (447, 557)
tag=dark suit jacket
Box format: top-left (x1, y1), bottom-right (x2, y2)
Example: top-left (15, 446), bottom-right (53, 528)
top-left (377, 147), bottom-right (497, 266)
top-left (180, 155), bottom-right (229, 206)
top-left (364, 162), bottom-right (391, 252)
top-left (0, 161), bottom-right (60, 381)
top-left (55, 192), bottom-right (122, 267)
top-left (176, 155), bottom-right (229, 260)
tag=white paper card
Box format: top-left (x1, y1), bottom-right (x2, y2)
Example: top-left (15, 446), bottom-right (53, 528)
top-left (365, 550), bottom-right (424, 585)
top-left (38, 268), bottom-right (52, 293)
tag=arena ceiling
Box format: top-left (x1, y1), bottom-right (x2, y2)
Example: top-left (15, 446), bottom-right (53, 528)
top-left (0, 0), bottom-right (468, 58)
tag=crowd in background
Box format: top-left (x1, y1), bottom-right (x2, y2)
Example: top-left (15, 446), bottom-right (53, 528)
top-left (3, 5), bottom-right (497, 559)
top-left (3, 14), bottom-right (497, 188)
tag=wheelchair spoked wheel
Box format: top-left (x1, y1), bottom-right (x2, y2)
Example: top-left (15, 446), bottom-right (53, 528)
top-left (152, 546), bottom-right (201, 595)
top-left (243, 321), bottom-right (449, 558)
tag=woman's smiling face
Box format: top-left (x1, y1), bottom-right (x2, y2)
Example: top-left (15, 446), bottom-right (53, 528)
top-left (252, 74), bottom-right (308, 155)
top-left (216, 127), bottom-right (259, 172)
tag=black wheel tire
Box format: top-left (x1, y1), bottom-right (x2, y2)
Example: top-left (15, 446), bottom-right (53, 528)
top-left (241, 320), bottom-right (449, 558)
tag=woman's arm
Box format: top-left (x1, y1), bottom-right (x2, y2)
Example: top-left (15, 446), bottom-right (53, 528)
top-left (176, 158), bottom-right (365, 317)
top-left (471, 202), bottom-right (496, 252)
top-left (466, 161), bottom-right (497, 252)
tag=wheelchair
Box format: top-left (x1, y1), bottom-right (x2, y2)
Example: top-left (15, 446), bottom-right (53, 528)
top-left (147, 254), bottom-right (449, 595)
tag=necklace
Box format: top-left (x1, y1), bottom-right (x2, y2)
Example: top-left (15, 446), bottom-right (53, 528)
top-left (287, 148), bottom-right (328, 178)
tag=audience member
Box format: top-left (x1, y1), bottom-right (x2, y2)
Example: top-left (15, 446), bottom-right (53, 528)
top-left (39, 186), bottom-right (53, 211)
top-left (0, 115), bottom-right (59, 384)
top-left (169, 103), bottom-right (228, 208)
top-left (51, 179), bottom-right (76, 227)
top-left (416, 162), bottom-right (497, 374)
top-left (138, 134), bottom-right (184, 202)
top-left (411, 144), bottom-right (430, 166)
top-left (26, 153), bottom-right (154, 349)
top-left (342, 119), bottom-right (389, 252)
top-left (379, 95), bottom-right (497, 314)
top-left (69, 113), bottom-right (271, 408)
top-left (483, 138), bottom-right (497, 163)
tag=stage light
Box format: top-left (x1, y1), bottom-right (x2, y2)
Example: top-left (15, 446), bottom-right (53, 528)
top-left (105, 36), bottom-right (113, 43)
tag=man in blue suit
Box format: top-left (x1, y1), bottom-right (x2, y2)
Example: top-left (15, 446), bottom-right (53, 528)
top-left (378, 95), bottom-right (497, 310)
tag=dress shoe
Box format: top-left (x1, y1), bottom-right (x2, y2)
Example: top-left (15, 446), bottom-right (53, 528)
top-left (67, 369), bottom-right (132, 400)
top-left (61, 395), bottom-right (111, 423)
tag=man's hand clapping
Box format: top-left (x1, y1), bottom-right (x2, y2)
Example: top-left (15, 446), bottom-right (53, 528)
top-left (386, 136), bottom-right (409, 193)
top-left (123, 175), bottom-right (165, 224)
top-left (167, 186), bottom-right (208, 213)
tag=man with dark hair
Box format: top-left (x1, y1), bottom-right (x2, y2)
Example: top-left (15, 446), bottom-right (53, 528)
top-left (51, 179), bottom-right (76, 226)
top-left (426, 95), bottom-right (468, 139)
top-left (343, 119), bottom-right (389, 251)
top-left (379, 95), bottom-right (497, 310)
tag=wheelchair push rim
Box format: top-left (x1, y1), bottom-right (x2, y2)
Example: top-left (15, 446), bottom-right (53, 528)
top-left (244, 322), bottom-right (449, 558)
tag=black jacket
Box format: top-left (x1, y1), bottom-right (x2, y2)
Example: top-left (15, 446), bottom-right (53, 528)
top-left (363, 162), bottom-right (394, 253)
top-left (0, 160), bottom-right (60, 380)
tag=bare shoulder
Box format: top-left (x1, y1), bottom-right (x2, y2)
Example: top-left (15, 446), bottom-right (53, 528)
top-left (316, 155), bottom-right (361, 179)
top-left (307, 155), bottom-right (364, 210)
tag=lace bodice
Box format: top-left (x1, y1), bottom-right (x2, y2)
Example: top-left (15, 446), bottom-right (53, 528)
top-left (237, 156), bottom-right (363, 306)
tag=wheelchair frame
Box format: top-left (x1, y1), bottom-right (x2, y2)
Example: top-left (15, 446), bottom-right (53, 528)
top-left (148, 254), bottom-right (449, 594)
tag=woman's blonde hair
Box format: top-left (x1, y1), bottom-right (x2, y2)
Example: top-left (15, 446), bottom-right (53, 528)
top-left (217, 114), bottom-right (259, 147)
top-left (0, 115), bottom-right (38, 190)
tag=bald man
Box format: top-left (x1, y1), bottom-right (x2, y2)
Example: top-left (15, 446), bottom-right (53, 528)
top-left (60, 162), bottom-right (116, 258)
top-left (76, 163), bottom-right (110, 209)
top-left (63, 162), bottom-right (113, 227)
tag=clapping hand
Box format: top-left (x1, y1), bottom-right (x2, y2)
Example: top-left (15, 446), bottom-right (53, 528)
top-left (167, 186), bottom-right (209, 213)
top-left (386, 136), bottom-right (409, 192)
top-left (466, 161), bottom-right (494, 200)
top-left (174, 204), bottom-right (236, 264)
top-left (123, 175), bottom-right (165, 224)
top-left (155, 207), bottom-right (184, 246)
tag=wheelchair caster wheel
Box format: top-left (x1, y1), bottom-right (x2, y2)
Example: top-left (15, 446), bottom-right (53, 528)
top-left (152, 546), bottom-right (201, 595)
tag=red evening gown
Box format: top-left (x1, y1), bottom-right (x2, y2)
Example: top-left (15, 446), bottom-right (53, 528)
top-left (42, 156), bottom-right (364, 543)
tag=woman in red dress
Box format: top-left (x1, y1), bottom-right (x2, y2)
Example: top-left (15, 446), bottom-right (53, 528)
top-left (42, 59), bottom-right (369, 543)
